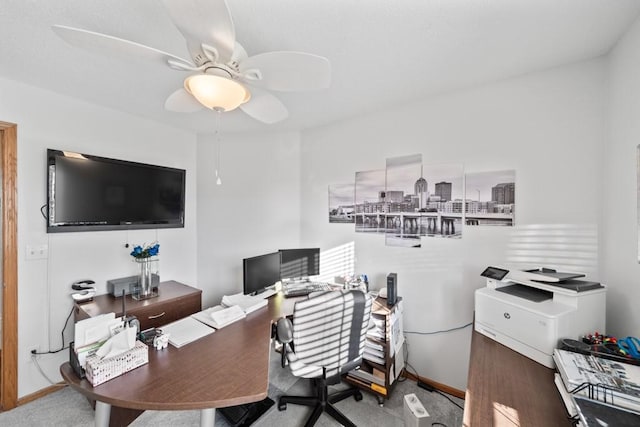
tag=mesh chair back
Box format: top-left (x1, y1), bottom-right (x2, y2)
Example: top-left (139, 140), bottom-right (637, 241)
top-left (287, 290), bottom-right (372, 379)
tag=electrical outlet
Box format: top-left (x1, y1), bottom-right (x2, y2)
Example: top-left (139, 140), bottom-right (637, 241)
top-left (28, 345), bottom-right (40, 359)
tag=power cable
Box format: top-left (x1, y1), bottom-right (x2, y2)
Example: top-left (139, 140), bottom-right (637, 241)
top-left (405, 322), bottom-right (472, 336)
top-left (31, 306), bottom-right (74, 355)
top-left (30, 353), bottom-right (68, 386)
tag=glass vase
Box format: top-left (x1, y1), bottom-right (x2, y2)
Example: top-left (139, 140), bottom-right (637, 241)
top-left (133, 257), bottom-right (158, 300)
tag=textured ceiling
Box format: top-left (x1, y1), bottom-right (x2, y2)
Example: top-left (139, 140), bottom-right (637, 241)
top-left (1, 0), bottom-right (639, 134)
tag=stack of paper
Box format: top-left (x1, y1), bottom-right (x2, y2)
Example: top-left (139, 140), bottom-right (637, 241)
top-left (221, 292), bottom-right (268, 314)
top-left (363, 314), bottom-right (386, 365)
top-left (364, 340), bottom-right (386, 365)
top-left (74, 313), bottom-right (124, 369)
top-left (367, 316), bottom-right (385, 341)
top-left (192, 305), bottom-right (246, 329)
top-left (161, 316), bottom-right (215, 348)
top-left (553, 348), bottom-right (640, 413)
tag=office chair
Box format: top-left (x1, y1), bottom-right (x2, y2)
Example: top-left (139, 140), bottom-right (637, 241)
top-left (275, 290), bottom-right (372, 427)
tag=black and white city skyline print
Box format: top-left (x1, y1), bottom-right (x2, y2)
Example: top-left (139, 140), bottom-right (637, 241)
top-left (385, 154), bottom-right (423, 247)
top-left (465, 170), bottom-right (516, 226)
top-left (332, 154), bottom-right (516, 247)
top-left (354, 169), bottom-right (386, 233)
top-left (328, 183), bottom-right (355, 223)
top-left (349, 157), bottom-right (465, 246)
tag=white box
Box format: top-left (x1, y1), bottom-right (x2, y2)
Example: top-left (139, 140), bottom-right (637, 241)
top-left (403, 393), bottom-right (429, 427)
top-left (85, 340), bottom-right (148, 386)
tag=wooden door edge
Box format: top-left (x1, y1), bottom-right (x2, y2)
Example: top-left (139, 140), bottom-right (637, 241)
top-left (0, 121), bottom-right (18, 411)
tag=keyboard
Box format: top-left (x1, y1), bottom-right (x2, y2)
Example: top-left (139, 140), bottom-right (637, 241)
top-left (282, 282), bottom-right (331, 298)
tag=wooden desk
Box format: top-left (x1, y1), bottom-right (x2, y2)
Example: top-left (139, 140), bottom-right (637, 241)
top-left (463, 330), bottom-right (572, 426)
top-left (61, 292), bottom-right (296, 427)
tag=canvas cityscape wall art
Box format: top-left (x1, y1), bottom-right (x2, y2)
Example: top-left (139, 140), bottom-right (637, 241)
top-left (354, 169), bottom-right (386, 233)
top-left (465, 170), bottom-right (516, 226)
top-left (385, 154), bottom-right (423, 247)
top-left (328, 183), bottom-right (355, 223)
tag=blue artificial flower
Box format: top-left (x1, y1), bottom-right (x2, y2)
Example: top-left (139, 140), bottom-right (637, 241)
top-left (148, 244), bottom-right (160, 257)
top-left (130, 242), bottom-right (160, 259)
top-left (130, 246), bottom-right (143, 257)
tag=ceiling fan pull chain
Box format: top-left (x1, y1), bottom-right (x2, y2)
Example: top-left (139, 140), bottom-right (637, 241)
top-left (215, 110), bottom-right (223, 186)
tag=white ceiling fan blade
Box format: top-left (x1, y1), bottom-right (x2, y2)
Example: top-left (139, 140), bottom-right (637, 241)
top-left (240, 52), bottom-right (331, 92)
top-left (240, 87), bottom-right (288, 124)
top-left (231, 42), bottom-right (248, 64)
top-left (52, 25), bottom-right (193, 68)
top-left (165, 88), bottom-right (204, 113)
top-left (162, 0), bottom-right (235, 64)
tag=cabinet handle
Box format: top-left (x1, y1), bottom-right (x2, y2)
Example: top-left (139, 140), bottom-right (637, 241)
top-left (148, 312), bottom-right (166, 320)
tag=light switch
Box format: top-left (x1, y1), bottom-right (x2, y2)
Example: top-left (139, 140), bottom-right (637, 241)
top-left (26, 244), bottom-right (48, 260)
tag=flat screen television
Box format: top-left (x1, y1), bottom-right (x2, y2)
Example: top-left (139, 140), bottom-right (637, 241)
top-left (243, 252), bottom-right (281, 295)
top-left (279, 248), bottom-right (320, 280)
top-left (47, 149), bottom-right (186, 233)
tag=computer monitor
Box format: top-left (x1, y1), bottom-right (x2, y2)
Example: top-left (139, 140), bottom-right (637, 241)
top-left (279, 248), bottom-right (320, 280)
top-left (242, 252), bottom-right (281, 295)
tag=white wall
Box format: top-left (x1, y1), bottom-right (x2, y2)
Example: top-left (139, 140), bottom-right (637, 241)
top-left (0, 77), bottom-right (198, 397)
top-left (196, 131), bottom-right (302, 308)
top-left (603, 16), bottom-right (640, 337)
top-left (300, 59), bottom-right (606, 390)
top-left (0, 46), bottom-right (620, 398)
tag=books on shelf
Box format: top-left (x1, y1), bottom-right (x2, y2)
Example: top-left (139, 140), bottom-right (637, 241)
top-left (553, 348), bottom-right (640, 413)
top-left (221, 292), bottom-right (268, 314)
top-left (363, 349), bottom-right (386, 366)
top-left (346, 370), bottom-right (388, 396)
top-left (347, 365), bottom-right (385, 386)
top-left (363, 338), bottom-right (385, 364)
top-left (192, 305), bottom-right (246, 329)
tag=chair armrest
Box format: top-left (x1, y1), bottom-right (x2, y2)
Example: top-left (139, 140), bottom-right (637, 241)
top-left (276, 317), bottom-right (294, 369)
top-left (276, 317), bottom-right (293, 344)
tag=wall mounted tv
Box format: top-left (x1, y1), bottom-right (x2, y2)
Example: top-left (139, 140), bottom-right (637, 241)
top-left (47, 149), bottom-right (186, 233)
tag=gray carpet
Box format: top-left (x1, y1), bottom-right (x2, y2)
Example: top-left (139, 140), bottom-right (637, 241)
top-left (0, 347), bottom-right (463, 426)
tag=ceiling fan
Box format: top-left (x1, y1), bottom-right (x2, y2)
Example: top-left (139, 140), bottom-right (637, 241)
top-left (52, 0), bottom-right (331, 124)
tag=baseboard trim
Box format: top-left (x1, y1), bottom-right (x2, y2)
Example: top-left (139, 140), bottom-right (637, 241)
top-left (13, 375), bottom-right (464, 409)
top-left (16, 383), bottom-right (66, 406)
top-left (402, 370), bottom-right (465, 400)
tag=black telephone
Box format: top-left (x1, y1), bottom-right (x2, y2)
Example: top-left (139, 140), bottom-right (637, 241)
top-left (71, 279), bottom-right (95, 291)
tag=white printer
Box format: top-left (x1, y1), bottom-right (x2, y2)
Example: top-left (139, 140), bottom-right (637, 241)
top-left (474, 266), bottom-right (606, 368)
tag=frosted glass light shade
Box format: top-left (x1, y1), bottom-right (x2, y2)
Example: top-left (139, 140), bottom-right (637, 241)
top-left (184, 74), bottom-right (250, 111)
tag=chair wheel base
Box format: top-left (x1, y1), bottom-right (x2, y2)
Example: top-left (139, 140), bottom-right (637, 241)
top-left (354, 390), bottom-right (363, 401)
top-left (278, 402), bottom-right (287, 411)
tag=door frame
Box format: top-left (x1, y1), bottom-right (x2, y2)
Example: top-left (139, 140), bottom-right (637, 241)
top-left (0, 121), bottom-right (18, 410)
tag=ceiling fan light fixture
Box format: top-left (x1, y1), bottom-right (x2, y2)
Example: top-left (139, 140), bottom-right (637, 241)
top-left (184, 74), bottom-right (250, 112)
